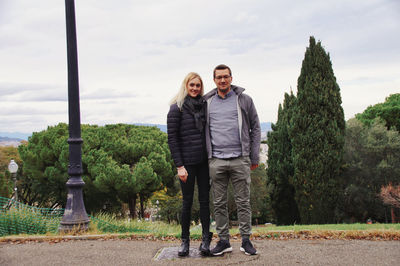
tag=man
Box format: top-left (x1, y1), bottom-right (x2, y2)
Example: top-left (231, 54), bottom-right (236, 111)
top-left (204, 64), bottom-right (261, 256)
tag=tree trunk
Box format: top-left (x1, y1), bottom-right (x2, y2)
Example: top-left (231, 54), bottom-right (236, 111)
top-left (139, 193), bottom-right (145, 219)
top-left (128, 195), bottom-right (137, 219)
top-left (391, 208), bottom-right (397, 223)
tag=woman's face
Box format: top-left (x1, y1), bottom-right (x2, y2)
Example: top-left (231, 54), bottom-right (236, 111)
top-left (186, 77), bottom-right (202, 98)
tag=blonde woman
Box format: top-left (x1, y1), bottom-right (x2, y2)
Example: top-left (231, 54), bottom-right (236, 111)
top-left (167, 72), bottom-right (212, 256)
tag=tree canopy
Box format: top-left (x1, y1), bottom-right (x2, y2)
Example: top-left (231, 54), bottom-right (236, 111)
top-left (0, 146), bottom-right (22, 198)
top-left (339, 118), bottom-right (400, 222)
top-left (356, 93), bottom-right (400, 131)
top-left (18, 123), bottom-right (175, 216)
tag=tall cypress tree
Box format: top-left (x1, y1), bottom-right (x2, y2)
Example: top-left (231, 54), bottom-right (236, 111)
top-left (267, 91), bottom-right (300, 225)
top-left (290, 36), bottom-right (345, 224)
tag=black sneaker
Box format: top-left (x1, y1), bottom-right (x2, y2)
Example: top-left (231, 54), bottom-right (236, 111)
top-left (240, 238), bottom-right (257, 255)
top-left (210, 240), bottom-right (233, 256)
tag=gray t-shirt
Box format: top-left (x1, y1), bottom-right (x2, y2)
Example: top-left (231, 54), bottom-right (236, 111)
top-left (209, 90), bottom-right (242, 159)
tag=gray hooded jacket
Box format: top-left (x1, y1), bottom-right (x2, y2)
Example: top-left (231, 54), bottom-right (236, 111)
top-left (204, 85), bottom-right (261, 165)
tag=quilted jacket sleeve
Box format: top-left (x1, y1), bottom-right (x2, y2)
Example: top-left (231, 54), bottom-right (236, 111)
top-left (167, 104), bottom-right (183, 167)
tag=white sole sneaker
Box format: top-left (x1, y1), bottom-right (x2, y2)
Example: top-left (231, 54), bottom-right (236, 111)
top-left (212, 247), bottom-right (233, 256)
top-left (240, 247), bottom-right (258, 256)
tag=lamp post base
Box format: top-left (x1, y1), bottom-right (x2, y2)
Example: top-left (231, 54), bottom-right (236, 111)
top-left (59, 220), bottom-right (90, 233)
top-left (58, 178), bottom-right (90, 233)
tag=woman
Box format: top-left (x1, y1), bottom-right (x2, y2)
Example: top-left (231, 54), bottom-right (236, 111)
top-left (167, 72), bottom-right (212, 256)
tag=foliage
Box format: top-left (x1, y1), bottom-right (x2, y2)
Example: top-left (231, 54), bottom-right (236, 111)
top-left (266, 92), bottom-right (300, 225)
top-left (356, 93), bottom-right (400, 131)
top-left (88, 220), bottom-right (398, 240)
top-left (89, 212), bottom-right (148, 234)
top-left (0, 172), bottom-right (9, 198)
top-left (224, 163), bottom-right (272, 224)
top-left (151, 175), bottom-right (206, 225)
top-left (0, 197), bottom-right (63, 236)
top-left (2, 195), bottom-right (399, 238)
top-left (251, 224), bottom-right (400, 240)
top-left (152, 186), bottom-right (183, 224)
top-left (0, 146), bottom-right (22, 198)
top-left (339, 118), bottom-right (400, 222)
top-left (262, 223), bottom-right (400, 231)
top-left (18, 123), bottom-right (176, 216)
top-left (249, 164), bottom-right (274, 224)
top-left (151, 164), bottom-right (271, 225)
top-left (17, 125), bottom-right (69, 208)
top-left (290, 36), bottom-right (345, 224)
top-left (89, 212), bottom-right (182, 237)
top-left (380, 183), bottom-right (400, 208)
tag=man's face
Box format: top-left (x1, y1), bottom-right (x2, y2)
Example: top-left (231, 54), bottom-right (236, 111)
top-left (214, 69), bottom-right (232, 93)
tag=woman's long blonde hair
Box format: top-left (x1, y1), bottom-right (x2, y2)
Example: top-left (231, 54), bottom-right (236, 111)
top-left (170, 72), bottom-right (204, 110)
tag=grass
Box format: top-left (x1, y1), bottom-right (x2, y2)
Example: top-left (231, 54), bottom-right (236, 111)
top-left (248, 223), bottom-right (400, 240)
top-left (148, 221), bottom-right (400, 240)
top-left (88, 212), bottom-right (181, 237)
top-left (2, 197), bottom-right (398, 240)
top-left (1, 204), bottom-right (400, 241)
top-left (0, 205), bottom-right (63, 237)
top-left (253, 223), bottom-right (400, 232)
top-left (188, 222), bottom-right (400, 234)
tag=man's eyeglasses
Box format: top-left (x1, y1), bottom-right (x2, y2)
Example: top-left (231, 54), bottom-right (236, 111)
top-left (215, 75), bottom-right (231, 80)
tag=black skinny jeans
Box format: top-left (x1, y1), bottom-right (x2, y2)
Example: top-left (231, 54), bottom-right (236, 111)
top-left (180, 160), bottom-right (210, 239)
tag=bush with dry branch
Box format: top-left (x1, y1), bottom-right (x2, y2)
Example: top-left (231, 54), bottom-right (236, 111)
top-left (380, 183), bottom-right (400, 208)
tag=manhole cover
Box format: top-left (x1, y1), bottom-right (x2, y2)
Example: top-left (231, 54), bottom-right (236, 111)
top-left (154, 246), bottom-right (209, 260)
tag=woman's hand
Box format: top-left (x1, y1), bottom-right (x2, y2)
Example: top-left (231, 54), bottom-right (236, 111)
top-left (177, 166), bottom-right (188, 183)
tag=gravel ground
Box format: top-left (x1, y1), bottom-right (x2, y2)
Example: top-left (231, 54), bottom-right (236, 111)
top-left (1, 239), bottom-right (400, 265)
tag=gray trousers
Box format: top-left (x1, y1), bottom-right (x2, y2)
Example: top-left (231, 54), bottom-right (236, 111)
top-left (209, 156), bottom-right (252, 241)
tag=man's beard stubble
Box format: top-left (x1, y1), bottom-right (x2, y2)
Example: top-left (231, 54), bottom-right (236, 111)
top-left (219, 87), bottom-right (229, 94)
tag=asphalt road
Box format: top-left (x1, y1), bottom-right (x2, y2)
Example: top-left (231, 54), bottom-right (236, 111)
top-left (1, 239), bottom-right (400, 265)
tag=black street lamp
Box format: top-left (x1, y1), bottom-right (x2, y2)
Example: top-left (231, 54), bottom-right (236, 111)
top-left (59, 0), bottom-right (90, 232)
top-left (8, 160), bottom-right (18, 202)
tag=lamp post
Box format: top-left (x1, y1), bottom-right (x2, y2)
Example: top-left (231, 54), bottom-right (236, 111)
top-left (8, 160), bottom-right (18, 202)
top-left (59, 0), bottom-right (90, 232)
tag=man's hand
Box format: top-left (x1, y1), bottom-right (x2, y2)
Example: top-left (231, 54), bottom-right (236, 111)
top-left (177, 166), bottom-right (188, 183)
top-left (250, 164), bottom-right (259, 170)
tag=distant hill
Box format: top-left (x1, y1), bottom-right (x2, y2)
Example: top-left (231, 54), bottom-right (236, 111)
top-left (134, 122), bottom-right (272, 135)
top-left (260, 122), bottom-right (272, 132)
top-left (0, 136), bottom-right (24, 142)
top-left (0, 132), bottom-right (31, 140)
top-left (0, 122), bottom-right (272, 143)
top-left (0, 136), bottom-right (24, 147)
top-left (134, 123), bottom-right (167, 133)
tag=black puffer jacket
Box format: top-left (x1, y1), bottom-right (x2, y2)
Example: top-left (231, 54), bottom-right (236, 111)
top-left (167, 102), bottom-right (207, 167)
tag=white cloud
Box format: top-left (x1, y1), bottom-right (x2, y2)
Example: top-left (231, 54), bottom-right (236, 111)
top-left (0, 0), bottom-right (399, 133)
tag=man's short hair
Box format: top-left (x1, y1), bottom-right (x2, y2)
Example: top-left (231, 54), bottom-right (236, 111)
top-left (213, 64), bottom-right (232, 78)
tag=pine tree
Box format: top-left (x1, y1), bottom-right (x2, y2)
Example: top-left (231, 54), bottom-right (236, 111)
top-left (356, 93), bottom-right (400, 132)
top-left (18, 123), bottom-right (176, 216)
top-left (290, 36), bottom-right (345, 224)
top-left (266, 91), bottom-right (300, 225)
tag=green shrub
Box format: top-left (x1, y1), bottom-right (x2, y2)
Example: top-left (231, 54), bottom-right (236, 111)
top-left (0, 198), bottom-right (62, 236)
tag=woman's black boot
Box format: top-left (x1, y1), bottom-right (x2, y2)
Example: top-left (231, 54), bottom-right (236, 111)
top-left (199, 232), bottom-right (213, 256)
top-left (178, 238), bottom-right (190, 257)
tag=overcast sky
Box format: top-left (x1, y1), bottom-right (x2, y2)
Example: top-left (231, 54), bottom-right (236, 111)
top-left (1, 0), bottom-right (399, 134)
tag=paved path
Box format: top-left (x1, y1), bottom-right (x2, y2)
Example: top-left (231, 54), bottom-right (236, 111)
top-left (1, 239), bottom-right (400, 265)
